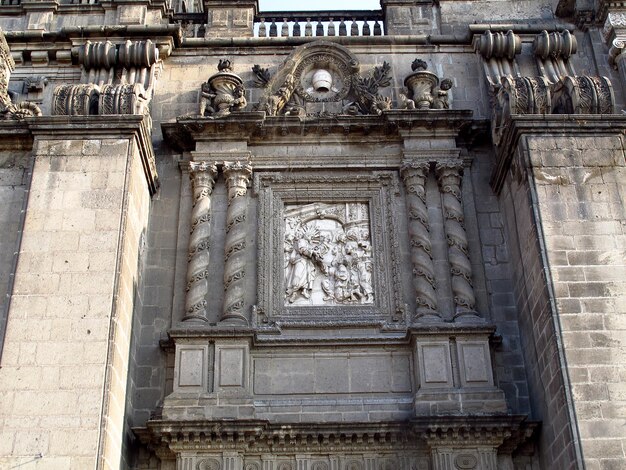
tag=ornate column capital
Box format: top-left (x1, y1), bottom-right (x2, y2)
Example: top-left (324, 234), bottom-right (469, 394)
top-left (223, 160), bottom-right (253, 200)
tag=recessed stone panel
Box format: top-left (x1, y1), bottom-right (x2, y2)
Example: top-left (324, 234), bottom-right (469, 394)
top-left (218, 347), bottom-right (246, 387)
top-left (458, 341), bottom-right (493, 387)
top-left (417, 342), bottom-right (453, 388)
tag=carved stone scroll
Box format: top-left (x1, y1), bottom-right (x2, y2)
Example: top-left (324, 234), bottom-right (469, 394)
top-left (184, 161), bottom-right (218, 322)
top-left (400, 162), bottom-right (439, 322)
top-left (533, 30), bottom-right (577, 83)
top-left (474, 30), bottom-right (521, 85)
top-left (436, 163), bottom-right (480, 323)
top-left (0, 27), bottom-right (42, 120)
top-left (221, 161), bottom-right (253, 325)
top-left (552, 75), bottom-right (615, 114)
top-left (491, 76), bottom-right (551, 146)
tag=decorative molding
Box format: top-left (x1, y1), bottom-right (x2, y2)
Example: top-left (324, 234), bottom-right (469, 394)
top-left (255, 171), bottom-right (403, 327)
top-left (0, 27), bottom-right (41, 120)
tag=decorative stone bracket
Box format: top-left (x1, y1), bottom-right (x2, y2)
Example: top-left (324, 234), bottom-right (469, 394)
top-left (52, 39), bottom-right (161, 119)
top-left (476, 29), bottom-right (615, 147)
top-left (0, 27), bottom-right (42, 120)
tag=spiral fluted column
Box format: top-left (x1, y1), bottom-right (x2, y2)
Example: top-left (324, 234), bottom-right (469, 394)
top-left (400, 161), bottom-right (440, 322)
top-left (221, 161), bottom-right (253, 325)
top-left (184, 161), bottom-right (218, 322)
top-left (436, 162), bottom-right (479, 322)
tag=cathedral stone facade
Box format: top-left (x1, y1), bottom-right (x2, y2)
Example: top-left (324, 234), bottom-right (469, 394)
top-left (1, 1), bottom-right (625, 469)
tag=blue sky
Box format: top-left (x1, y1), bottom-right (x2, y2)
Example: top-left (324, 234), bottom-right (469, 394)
top-left (259, 0), bottom-right (381, 11)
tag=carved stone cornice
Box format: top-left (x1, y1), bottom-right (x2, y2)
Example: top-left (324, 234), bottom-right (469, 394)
top-left (490, 114), bottom-right (626, 194)
top-left (162, 110), bottom-right (477, 152)
top-left (27, 115), bottom-right (159, 195)
top-left (136, 416), bottom-right (537, 456)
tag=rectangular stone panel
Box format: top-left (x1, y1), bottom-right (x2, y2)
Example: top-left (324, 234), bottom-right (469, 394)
top-left (416, 342), bottom-right (453, 388)
top-left (457, 341), bottom-right (493, 387)
top-left (253, 351), bottom-right (412, 396)
top-left (218, 347), bottom-right (246, 387)
top-left (177, 347), bottom-right (206, 388)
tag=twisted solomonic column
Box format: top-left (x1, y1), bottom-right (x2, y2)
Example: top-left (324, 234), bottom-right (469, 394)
top-left (221, 161), bottom-right (253, 325)
top-left (435, 162), bottom-right (481, 322)
top-left (400, 161), bottom-right (440, 322)
top-left (184, 161), bottom-right (218, 322)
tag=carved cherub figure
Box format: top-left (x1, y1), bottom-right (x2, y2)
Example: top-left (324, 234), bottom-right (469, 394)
top-left (433, 78), bottom-right (453, 110)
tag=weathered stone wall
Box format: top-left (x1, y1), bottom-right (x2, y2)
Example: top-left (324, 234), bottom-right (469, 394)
top-left (0, 117), bottom-right (153, 470)
top-left (0, 149), bottom-right (30, 357)
top-left (523, 129), bottom-right (626, 469)
top-left (499, 144), bottom-right (579, 469)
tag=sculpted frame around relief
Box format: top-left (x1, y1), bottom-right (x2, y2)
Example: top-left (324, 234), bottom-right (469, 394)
top-left (255, 171), bottom-right (402, 325)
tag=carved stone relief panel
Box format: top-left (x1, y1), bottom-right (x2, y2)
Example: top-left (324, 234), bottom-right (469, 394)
top-left (284, 202), bottom-right (374, 306)
top-left (255, 171), bottom-right (402, 326)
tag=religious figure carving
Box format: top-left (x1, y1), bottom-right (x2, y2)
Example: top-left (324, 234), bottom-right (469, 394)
top-left (284, 203), bottom-right (374, 306)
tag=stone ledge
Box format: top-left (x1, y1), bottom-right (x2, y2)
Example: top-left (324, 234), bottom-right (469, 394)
top-left (491, 114), bottom-right (626, 194)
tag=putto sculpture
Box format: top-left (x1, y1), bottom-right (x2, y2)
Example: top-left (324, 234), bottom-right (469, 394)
top-left (199, 59), bottom-right (247, 118)
top-left (400, 59), bottom-right (453, 110)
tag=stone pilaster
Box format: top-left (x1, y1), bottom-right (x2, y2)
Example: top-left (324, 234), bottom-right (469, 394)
top-left (184, 161), bottom-right (217, 323)
top-left (221, 160), bottom-right (252, 325)
top-left (400, 161), bottom-right (440, 322)
top-left (435, 162), bottom-right (480, 322)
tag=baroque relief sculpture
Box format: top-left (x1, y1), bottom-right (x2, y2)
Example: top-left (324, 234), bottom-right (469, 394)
top-left (199, 59), bottom-right (247, 117)
top-left (0, 28), bottom-right (42, 120)
top-left (252, 41), bottom-right (392, 117)
top-left (284, 202), bottom-right (374, 306)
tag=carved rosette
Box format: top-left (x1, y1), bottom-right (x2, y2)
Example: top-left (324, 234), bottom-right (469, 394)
top-left (221, 161), bottom-right (253, 325)
top-left (400, 162), bottom-right (439, 322)
top-left (184, 161), bottom-right (218, 322)
top-left (436, 163), bottom-right (480, 322)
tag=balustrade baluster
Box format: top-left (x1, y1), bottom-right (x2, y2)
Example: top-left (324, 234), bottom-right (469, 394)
top-left (363, 20), bottom-right (371, 36)
top-left (328, 18), bottom-right (336, 36)
top-left (269, 18), bottom-right (277, 37)
top-left (374, 20), bottom-right (382, 36)
top-left (292, 20), bottom-right (301, 36)
top-left (258, 18), bottom-right (267, 37)
top-left (304, 18), bottom-right (313, 36)
top-left (350, 18), bottom-right (359, 36)
top-left (281, 18), bottom-right (289, 37)
top-left (316, 18), bottom-right (324, 36)
top-left (339, 18), bottom-right (347, 36)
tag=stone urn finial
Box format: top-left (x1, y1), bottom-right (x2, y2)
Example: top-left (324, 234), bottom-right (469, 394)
top-left (404, 59), bottom-right (439, 110)
top-left (199, 58), bottom-right (247, 118)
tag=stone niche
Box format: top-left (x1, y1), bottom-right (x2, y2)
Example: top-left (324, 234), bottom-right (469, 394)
top-left (255, 171), bottom-right (403, 326)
